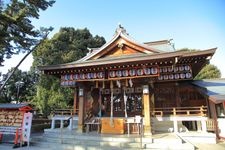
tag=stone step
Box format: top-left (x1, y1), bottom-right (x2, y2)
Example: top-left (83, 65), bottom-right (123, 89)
top-left (41, 130), bottom-right (153, 144)
top-left (42, 134), bottom-right (151, 143)
top-left (31, 129), bottom-right (196, 150)
top-left (152, 133), bottom-right (183, 144)
top-left (32, 139), bottom-right (148, 150)
top-left (145, 142), bottom-right (195, 150)
top-left (32, 135), bottom-right (152, 149)
top-left (34, 137), bottom-right (143, 146)
top-left (32, 138), bottom-right (194, 150)
top-left (178, 132), bottom-right (217, 144)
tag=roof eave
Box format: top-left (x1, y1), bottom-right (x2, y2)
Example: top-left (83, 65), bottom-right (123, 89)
top-left (38, 48), bottom-right (216, 71)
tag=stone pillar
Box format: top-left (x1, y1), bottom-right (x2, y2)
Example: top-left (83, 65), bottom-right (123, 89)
top-left (60, 119), bottom-right (64, 128)
top-left (201, 120), bottom-right (207, 132)
top-left (77, 87), bottom-right (85, 132)
top-left (197, 121), bottom-right (201, 131)
top-left (68, 118), bottom-right (73, 130)
top-left (143, 85), bottom-right (152, 135)
top-left (173, 118), bottom-right (178, 133)
top-left (192, 121), bottom-right (197, 130)
top-left (51, 119), bottom-right (55, 129)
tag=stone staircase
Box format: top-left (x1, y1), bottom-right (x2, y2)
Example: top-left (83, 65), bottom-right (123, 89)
top-left (30, 128), bottom-right (195, 150)
top-left (178, 132), bottom-right (217, 144)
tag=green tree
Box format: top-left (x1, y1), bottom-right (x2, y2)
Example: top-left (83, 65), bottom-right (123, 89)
top-left (32, 27), bottom-right (105, 116)
top-left (33, 27), bottom-right (105, 66)
top-left (0, 0), bottom-right (55, 65)
top-left (32, 75), bottom-right (73, 117)
top-left (195, 64), bottom-right (221, 80)
top-left (0, 68), bottom-right (36, 103)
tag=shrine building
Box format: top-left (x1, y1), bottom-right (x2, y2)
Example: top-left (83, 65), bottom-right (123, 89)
top-left (39, 26), bottom-right (225, 139)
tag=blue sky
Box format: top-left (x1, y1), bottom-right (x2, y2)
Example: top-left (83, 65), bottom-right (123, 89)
top-left (2, 0), bottom-right (225, 77)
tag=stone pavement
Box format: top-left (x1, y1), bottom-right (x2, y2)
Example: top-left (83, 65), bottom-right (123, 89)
top-left (193, 141), bottom-right (225, 150)
top-left (0, 132), bottom-right (225, 150)
top-left (0, 142), bottom-right (225, 150)
top-left (1, 142), bottom-right (225, 150)
top-left (0, 144), bottom-right (46, 150)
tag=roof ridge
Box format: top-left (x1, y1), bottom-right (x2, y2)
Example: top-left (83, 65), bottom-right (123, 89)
top-left (144, 39), bottom-right (172, 44)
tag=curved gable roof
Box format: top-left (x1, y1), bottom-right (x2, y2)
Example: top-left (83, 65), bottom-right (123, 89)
top-left (76, 25), bottom-right (163, 62)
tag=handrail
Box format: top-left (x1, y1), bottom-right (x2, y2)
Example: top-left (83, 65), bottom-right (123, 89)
top-left (154, 106), bottom-right (207, 110)
top-left (52, 108), bottom-right (79, 116)
top-left (151, 106), bottom-right (207, 117)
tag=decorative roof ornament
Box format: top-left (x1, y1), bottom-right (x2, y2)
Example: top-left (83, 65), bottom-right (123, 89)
top-left (115, 23), bottom-right (127, 35)
top-left (118, 42), bottom-right (124, 49)
top-left (86, 47), bottom-right (93, 56)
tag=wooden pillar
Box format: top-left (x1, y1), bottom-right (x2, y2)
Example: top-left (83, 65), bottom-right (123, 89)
top-left (209, 101), bottom-right (220, 139)
top-left (175, 82), bottom-right (181, 107)
top-left (206, 98), bottom-right (211, 118)
top-left (77, 86), bottom-right (85, 132)
top-left (73, 87), bottom-right (78, 115)
top-left (143, 85), bottom-right (152, 135)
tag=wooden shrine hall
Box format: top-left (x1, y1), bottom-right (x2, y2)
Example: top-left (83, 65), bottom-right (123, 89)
top-left (39, 25), bottom-right (217, 136)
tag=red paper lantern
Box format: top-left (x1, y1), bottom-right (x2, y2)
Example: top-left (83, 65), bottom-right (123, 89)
top-left (129, 69), bottom-right (136, 76)
top-left (122, 70), bottom-right (129, 77)
top-left (137, 69), bottom-right (143, 76)
top-left (151, 68), bottom-right (158, 74)
top-left (109, 71), bottom-right (116, 78)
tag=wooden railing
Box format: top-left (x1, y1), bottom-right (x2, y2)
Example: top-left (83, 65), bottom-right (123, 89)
top-left (151, 106), bottom-right (207, 117)
top-left (206, 119), bottom-right (216, 132)
top-left (52, 108), bottom-right (79, 116)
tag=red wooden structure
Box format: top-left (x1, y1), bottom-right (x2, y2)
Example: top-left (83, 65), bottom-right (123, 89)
top-left (0, 103), bottom-right (32, 147)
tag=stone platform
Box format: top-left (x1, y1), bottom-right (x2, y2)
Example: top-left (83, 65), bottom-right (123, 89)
top-left (31, 128), bottom-right (195, 150)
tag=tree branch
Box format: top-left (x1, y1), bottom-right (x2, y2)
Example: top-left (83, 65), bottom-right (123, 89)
top-left (0, 31), bottom-right (50, 94)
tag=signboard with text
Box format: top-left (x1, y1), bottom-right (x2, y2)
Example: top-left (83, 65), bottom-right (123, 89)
top-left (22, 112), bottom-right (33, 144)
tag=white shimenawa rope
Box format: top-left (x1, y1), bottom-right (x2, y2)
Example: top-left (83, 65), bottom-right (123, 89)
top-left (110, 87), bottom-right (114, 127)
top-left (98, 88), bottom-right (102, 117)
top-left (124, 90), bottom-right (128, 118)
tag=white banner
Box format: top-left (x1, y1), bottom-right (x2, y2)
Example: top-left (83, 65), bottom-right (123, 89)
top-left (22, 112), bottom-right (33, 143)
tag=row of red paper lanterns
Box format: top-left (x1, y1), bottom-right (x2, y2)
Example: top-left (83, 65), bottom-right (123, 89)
top-left (61, 72), bottom-right (105, 80)
top-left (61, 67), bottom-right (159, 80)
top-left (109, 67), bottom-right (158, 78)
top-left (159, 65), bottom-right (191, 73)
top-left (158, 72), bottom-right (192, 80)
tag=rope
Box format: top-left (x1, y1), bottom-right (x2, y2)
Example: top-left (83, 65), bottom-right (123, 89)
top-left (124, 90), bottom-right (128, 118)
top-left (110, 81), bottom-right (114, 127)
top-left (99, 88), bottom-right (102, 117)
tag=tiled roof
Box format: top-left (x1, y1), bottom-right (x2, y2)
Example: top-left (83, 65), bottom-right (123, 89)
top-left (144, 39), bottom-right (175, 52)
top-left (38, 48), bottom-right (216, 71)
top-left (76, 25), bottom-right (163, 63)
top-left (0, 103), bottom-right (28, 109)
top-left (37, 25), bottom-right (216, 74)
top-left (193, 79), bottom-right (225, 103)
